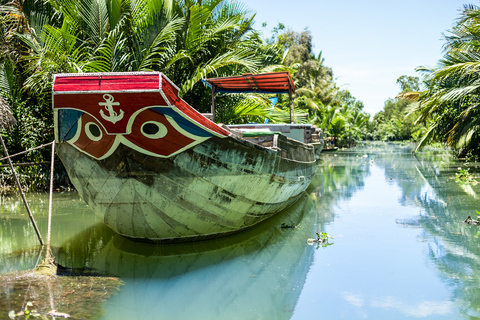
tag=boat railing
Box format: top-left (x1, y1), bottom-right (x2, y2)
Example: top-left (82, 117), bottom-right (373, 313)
top-left (226, 123), bottom-right (319, 144)
top-left (239, 131), bottom-right (281, 150)
top-left (201, 113), bottom-right (214, 121)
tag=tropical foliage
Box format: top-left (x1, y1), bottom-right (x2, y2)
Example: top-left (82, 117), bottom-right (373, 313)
top-left (269, 26), bottom-right (370, 147)
top-left (12, 0), bottom-right (263, 101)
top-left (370, 75), bottom-right (425, 142)
top-left (412, 4), bottom-right (480, 157)
top-left (0, 0), bottom-right (370, 190)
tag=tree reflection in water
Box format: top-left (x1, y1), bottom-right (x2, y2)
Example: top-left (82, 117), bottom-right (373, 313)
top-left (374, 143), bottom-right (480, 319)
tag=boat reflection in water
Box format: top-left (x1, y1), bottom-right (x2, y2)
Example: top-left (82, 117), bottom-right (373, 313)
top-left (58, 189), bottom-right (319, 320)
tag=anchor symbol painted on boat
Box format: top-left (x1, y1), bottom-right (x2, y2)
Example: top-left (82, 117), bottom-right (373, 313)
top-left (99, 94), bottom-right (124, 124)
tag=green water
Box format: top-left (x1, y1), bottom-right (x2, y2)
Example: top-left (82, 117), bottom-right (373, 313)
top-left (2, 143), bottom-right (480, 319)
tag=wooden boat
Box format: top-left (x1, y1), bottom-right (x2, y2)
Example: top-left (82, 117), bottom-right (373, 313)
top-left (53, 71), bottom-right (316, 242)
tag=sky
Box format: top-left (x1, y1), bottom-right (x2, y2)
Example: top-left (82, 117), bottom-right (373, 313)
top-left (239, 0), bottom-right (470, 116)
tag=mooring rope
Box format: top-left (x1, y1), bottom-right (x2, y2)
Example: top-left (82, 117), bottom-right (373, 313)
top-left (0, 160), bottom-right (60, 168)
top-left (0, 141), bottom-right (54, 162)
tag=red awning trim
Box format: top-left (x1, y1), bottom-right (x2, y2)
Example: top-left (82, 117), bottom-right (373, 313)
top-left (203, 72), bottom-right (295, 94)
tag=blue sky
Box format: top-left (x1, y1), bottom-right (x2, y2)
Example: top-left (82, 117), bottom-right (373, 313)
top-left (239, 0), bottom-right (470, 116)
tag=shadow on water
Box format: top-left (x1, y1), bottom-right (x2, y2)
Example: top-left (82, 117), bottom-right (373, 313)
top-left (0, 192), bottom-right (104, 275)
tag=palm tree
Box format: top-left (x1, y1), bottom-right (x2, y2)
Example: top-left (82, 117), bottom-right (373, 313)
top-left (15, 0), bottom-right (262, 107)
top-left (414, 4), bottom-right (480, 155)
top-left (0, 0), bottom-right (278, 190)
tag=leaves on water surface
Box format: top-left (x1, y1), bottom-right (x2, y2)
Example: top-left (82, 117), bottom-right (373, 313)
top-left (1, 268), bottom-right (123, 319)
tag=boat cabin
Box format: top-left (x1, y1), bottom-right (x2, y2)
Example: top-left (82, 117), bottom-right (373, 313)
top-left (227, 123), bottom-right (316, 144)
top-left (203, 72), bottom-right (323, 149)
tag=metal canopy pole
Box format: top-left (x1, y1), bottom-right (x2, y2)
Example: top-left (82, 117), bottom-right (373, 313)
top-left (211, 86), bottom-right (216, 122)
top-left (289, 87), bottom-right (294, 124)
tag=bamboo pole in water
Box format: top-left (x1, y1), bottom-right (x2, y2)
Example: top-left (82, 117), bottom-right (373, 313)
top-left (46, 142), bottom-right (55, 255)
top-left (0, 135), bottom-right (44, 245)
top-left (46, 143), bottom-right (56, 304)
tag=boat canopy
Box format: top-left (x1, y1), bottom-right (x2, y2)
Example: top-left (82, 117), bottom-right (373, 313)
top-left (203, 72), bottom-right (295, 94)
top-left (203, 72), bottom-right (296, 123)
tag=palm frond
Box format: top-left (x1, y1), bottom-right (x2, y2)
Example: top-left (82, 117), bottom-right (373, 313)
top-left (220, 94), bottom-right (290, 124)
top-left (0, 63), bottom-right (12, 98)
top-left (86, 29), bottom-right (128, 72)
top-left (413, 121), bottom-right (439, 153)
top-left (395, 91), bottom-right (421, 101)
top-left (0, 96), bottom-right (16, 132)
top-left (138, 17), bottom-right (184, 71)
top-left (76, 0), bottom-right (109, 44)
top-left (180, 48), bottom-right (260, 96)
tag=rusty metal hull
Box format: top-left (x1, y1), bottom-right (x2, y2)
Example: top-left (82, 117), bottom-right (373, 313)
top-left (57, 134), bottom-right (316, 242)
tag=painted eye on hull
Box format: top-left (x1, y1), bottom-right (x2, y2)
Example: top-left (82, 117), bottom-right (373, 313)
top-left (141, 121), bottom-right (167, 139)
top-left (124, 108), bottom-right (196, 157)
top-left (85, 122), bottom-right (103, 141)
top-left (71, 113), bottom-right (117, 159)
top-left (64, 106), bottom-right (212, 159)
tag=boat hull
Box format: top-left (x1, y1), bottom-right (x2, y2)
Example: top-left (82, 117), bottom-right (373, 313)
top-left (53, 71), bottom-right (316, 242)
top-left (58, 134), bottom-right (315, 242)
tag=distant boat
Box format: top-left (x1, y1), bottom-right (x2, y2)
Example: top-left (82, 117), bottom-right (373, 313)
top-left (53, 71), bottom-right (316, 242)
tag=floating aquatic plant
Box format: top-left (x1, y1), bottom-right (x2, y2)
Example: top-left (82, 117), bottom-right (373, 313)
top-left (307, 231), bottom-right (334, 248)
top-left (8, 302), bottom-right (42, 319)
top-left (455, 167), bottom-right (477, 185)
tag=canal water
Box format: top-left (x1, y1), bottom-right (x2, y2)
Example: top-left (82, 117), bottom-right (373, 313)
top-left (1, 142), bottom-right (480, 319)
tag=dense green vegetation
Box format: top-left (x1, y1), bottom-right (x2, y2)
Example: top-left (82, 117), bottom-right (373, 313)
top-left (369, 75), bottom-right (425, 142)
top-left (5, 0), bottom-right (480, 190)
top-left (364, 4), bottom-right (480, 158)
top-left (0, 0), bottom-right (371, 190)
top-left (370, 4), bottom-right (480, 159)
top-left (410, 4), bottom-right (480, 158)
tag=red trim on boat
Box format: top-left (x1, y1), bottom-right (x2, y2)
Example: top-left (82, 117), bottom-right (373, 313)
top-left (53, 73), bottom-right (160, 92)
top-left (204, 72), bottom-right (296, 94)
top-left (160, 77), bottom-right (230, 137)
top-left (53, 72), bottom-right (230, 137)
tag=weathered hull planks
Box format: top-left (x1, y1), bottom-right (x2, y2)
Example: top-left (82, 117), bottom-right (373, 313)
top-left (58, 134), bottom-right (315, 242)
top-left (53, 71), bottom-right (316, 242)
